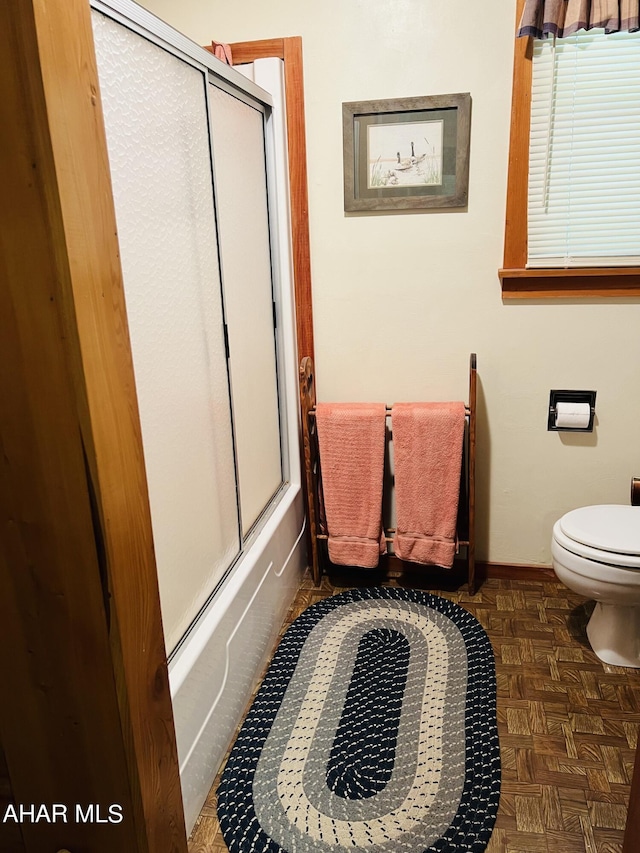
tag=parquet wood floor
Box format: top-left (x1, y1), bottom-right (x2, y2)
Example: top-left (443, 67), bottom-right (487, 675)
top-left (188, 571), bottom-right (640, 853)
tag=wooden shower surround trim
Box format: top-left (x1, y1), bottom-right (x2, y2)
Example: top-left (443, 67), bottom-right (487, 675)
top-left (0, 1), bottom-right (187, 850)
top-left (500, 0), bottom-right (640, 299)
top-left (205, 37), bottom-right (315, 366)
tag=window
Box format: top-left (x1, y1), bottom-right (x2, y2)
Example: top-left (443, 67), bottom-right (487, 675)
top-left (529, 31), bottom-right (640, 268)
top-left (500, 16), bottom-right (640, 297)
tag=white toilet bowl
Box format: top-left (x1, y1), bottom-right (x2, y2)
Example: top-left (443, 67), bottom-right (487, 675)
top-left (551, 505), bottom-right (640, 668)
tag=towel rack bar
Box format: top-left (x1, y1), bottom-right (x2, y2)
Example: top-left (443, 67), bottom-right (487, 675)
top-left (308, 405), bottom-right (471, 417)
top-left (316, 534), bottom-right (395, 543)
top-left (316, 533), bottom-right (471, 548)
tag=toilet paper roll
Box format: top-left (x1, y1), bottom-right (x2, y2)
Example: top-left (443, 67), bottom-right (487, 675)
top-left (555, 401), bottom-right (591, 429)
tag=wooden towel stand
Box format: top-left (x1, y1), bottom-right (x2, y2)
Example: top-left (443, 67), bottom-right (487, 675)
top-left (299, 353), bottom-right (478, 593)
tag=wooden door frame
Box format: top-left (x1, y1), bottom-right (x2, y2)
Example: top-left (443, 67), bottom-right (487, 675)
top-left (0, 1), bottom-right (187, 850)
top-left (624, 738), bottom-right (640, 850)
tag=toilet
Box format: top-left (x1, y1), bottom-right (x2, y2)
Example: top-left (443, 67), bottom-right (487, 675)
top-left (551, 505), bottom-right (640, 668)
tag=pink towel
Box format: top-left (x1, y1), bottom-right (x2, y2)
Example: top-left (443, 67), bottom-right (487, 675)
top-left (211, 41), bottom-right (233, 65)
top-left (393, 402), bottom-right (465, 568)
top-left (316, 403), bottom-right (387, 568)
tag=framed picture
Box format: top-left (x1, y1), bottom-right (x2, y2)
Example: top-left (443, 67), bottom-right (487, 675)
top-left (342, 93), bottom-right (471, 213)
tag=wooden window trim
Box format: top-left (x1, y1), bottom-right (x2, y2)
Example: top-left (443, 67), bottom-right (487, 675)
top-left (500, 0), bottom-right (640, 299)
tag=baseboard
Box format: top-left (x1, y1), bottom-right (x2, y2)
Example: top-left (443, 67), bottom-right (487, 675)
top-left (323, 555), bottom-right (555, 586)
top-left (477, 561), bottom-right (555, 582)
top-left (383, 555), bottom-right (555, 584)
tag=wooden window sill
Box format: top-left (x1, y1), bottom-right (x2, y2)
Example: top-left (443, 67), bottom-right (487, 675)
top-left (499, 267), bottom-right (640, 299)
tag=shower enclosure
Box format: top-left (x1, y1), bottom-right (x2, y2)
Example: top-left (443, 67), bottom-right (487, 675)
top-left (91, 0), bottom-right (305, 830)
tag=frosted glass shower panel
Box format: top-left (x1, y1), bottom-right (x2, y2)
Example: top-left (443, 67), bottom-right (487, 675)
top-left (93, 13), bottom-right (240, 653)
top-left (209, 85), bottom-right (283, 535)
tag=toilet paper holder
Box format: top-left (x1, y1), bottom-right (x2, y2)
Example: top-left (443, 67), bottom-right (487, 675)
top-left (548, 389), bottom-right (596, 432)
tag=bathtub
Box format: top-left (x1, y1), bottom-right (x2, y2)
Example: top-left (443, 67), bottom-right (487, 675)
top-left (169, 481), bottom-right (306, 832)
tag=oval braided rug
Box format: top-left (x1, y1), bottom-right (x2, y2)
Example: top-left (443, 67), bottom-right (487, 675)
top-left (217, 587), bottom-right (500, 853)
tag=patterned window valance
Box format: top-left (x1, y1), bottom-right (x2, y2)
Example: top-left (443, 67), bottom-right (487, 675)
top-left (517, 0), bottom-right (640, 38)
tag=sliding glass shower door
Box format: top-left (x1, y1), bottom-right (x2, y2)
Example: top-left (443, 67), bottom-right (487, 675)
top-left (92, 5), bottom-right (284, 654)
top-left (209, 85), bottom-right (283, 536)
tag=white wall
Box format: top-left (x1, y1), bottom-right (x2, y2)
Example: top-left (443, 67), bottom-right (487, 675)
top-left (139, 0), bottom-right (640, 566)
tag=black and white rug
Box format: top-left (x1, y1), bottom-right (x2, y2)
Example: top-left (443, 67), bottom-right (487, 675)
top-left (217, 587), bottom-right (500, 853)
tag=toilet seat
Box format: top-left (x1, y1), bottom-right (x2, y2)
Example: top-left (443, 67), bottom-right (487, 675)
top-left (553, 505), bottom-right (640, 570)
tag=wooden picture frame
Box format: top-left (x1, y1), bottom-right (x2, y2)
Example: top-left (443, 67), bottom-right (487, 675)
top-left (342, 93), bottom-right (471, 212)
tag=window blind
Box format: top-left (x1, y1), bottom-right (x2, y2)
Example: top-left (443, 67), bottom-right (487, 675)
top-left (528, 30), bottom-right (640, 268)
